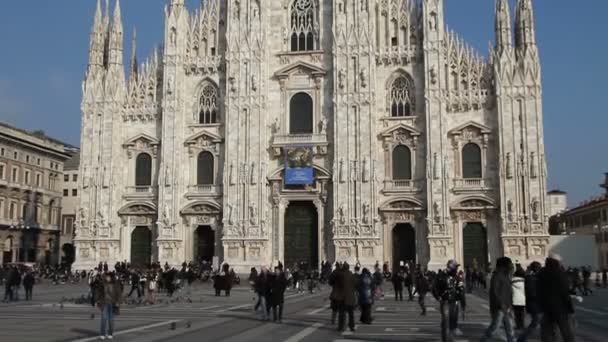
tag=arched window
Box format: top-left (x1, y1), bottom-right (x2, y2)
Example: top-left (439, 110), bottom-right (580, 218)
top-left (389, 76), bottom-right (414, 117)
top-left (135, 153), bottom-right (152, 186)
top-left (290, 0), bottom-right (317, 51)
top-left (462, 143), bottom-right (482, 179)
top-left (198, 82), bottom-right (218, 124)
top-left (392, 145), bottom-right (412, 180)
top-left (197, 152), bottom-right (214, 185)
top-left (289, 93), bottom-right (313, 134)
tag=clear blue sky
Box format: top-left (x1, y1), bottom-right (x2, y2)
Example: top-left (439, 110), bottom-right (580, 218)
top-left (0, 1), bottom-right (605, 207)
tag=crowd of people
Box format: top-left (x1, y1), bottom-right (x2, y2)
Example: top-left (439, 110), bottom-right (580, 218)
top-left (2, 254), bottom-right (605, 341)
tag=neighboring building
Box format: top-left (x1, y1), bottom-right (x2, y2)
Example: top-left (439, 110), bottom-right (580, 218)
top-left (547, 190), bottom-right (567, 217)
top-left (0, 122), bottom-right (71, 265)
top-left (554, 174), bottom-right (608, 268)
top-left (60, 149), bottom-right (80, 265)
top-left (74, 0), bottom-right (550, 272)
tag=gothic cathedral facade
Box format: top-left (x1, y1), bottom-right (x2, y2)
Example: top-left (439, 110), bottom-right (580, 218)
top-left (73, 0), bottom-right (550, 272)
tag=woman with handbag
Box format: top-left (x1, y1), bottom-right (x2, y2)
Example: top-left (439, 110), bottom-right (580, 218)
top-left (95, 272), bottom-right (122, 340)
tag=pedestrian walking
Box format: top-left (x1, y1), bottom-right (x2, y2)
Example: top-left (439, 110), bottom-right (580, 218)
top-left (517, 261), bottom-right (542, 342)
top-left (404, 268), bottom-right (414, 301)
top-left (147, 273), bottom-right (157, 304)
top-left (537, 254), bottom-right (576, 342)
top-left (270, 266), bottom-right (288, 323)
top-left (358, 268), bottom-right (374, 324)
top-left (127, 271), bottom-right (141, 298)
top-left (391, 268), bottom-right (404, 301)
top-left (254, 267), bottom-right (270, 321)
top-left (414, 270), bottom-right (430, 315)
top-left (328, 262), bottom-right (342, 325)
top-left (337, 262), bottom-right (357, 333)
top-left (480, 257), bottom-right (516, 342)
top-left (432, 260), bottom-right (466, 342)
top-left (23, 271), bottom-right (35, 301)
top-left (512, 264), bottom-right (527, 330)
top-left (95, 272), bottom-right (122, 340)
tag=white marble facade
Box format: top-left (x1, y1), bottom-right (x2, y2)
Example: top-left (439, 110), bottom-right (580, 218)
top-left (73, 0), bottom-right (550, 272)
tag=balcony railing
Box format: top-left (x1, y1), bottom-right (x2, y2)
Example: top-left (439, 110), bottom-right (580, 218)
top-left (382, 179), bottom-right (421, 194)
top-left (124, 186), bottom-right (157, 199)
top-left (186, 184), bottom-right (222, 198)
top-left (272, 133), bottom-right (328, 145)
top-left (453, 178), bottom-right (491, 191)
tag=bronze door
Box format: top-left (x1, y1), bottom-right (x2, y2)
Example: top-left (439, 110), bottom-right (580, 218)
top-left (284, 201), bottom-right (318, 270)
top-left (131, 226), bottom-right (152, 267)
top-left (392, 223), bottom-right (416, 271)
top-left (462, 223), bottom-right (488, 270)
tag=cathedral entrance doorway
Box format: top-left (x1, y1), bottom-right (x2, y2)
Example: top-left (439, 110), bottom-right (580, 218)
top-left (194, 225), bottom-right (215, 263)
top-left (284, 201), bottom-right (318, 270)
top-left (462, 222), bottom-right (488, 270)
top-left (392, 223), bottom-right (416, 271)
top-left (131, 226), bottom-right (152, 267)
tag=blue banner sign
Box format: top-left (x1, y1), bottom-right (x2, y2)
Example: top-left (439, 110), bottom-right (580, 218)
top-left (285, 146), bottom-right (314, 185)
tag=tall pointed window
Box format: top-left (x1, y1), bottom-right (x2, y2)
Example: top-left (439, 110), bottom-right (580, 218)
top-left (390, 76), bottom-right (415, 117)
top-left (197, 152), bottom-right (214, 185)
top-left (198, 82), bottom-right (218, 124)
top-left (290, 0), bottom-right (317, 51)
top-left (392, 145), bottom-right (412, 180)
top-left (135, 153), bottom-right (152, 186)
top-left (462, 143), bottom-right (482, 179)
top-left (289, 93), bottom-right (313, 134)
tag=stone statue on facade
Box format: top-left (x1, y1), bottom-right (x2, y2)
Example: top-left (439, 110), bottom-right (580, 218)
top-left (229, 162), bottom-right (235, 185)
top-left (433, 153), bottom-right (440, 179)
top-left (433, 202), bottom-right (440, 223)
top-left (362, 202), bottom-right (370, 224)
top-left (339, 158), bottom-right (345, 183)
top-left (250, 162), bottom-right (257, 185)
top-left (507, 200), bottom-right (514, 222)
top-left (339, 204), bottom-right (346, 224)
top-left (249, 202), bottom-right (258, 226)
top-left (227, 203), bottom-right (235, 225)
top-left (362, 158), bottom-right (369, 183)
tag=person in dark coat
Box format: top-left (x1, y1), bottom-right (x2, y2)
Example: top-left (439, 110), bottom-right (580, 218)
top-left (414, 270), bottom-right (430, 315)
top-left (337, 262), bottom-right (358, 332)
top-left (391, 268), bottom-right (404, 301)
top-left (358, 268), bottom-right (374, 324)
top-left (517, 261), bottom-right (542, 342)
top-left (255, 267), bottom-right (271, 321)
top-left (404, 268), bottom-right (414, 301)
top-left (23, 271), bottom-right (35, 301)
top-left (537, 254), bottom-right (576, 342)
top-left (328, 263), bottom-right (342, 325)
top-left (128, 271), bottom-right (141, 298)
top-left (480, 257), bottom-right (515, 342)
top-left (270, 266), bottom-right (288, 323)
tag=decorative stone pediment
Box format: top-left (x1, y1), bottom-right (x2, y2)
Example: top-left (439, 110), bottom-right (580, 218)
top-left (449, 121), bottom-right (491, 140)
top-left (180, 201), bottom-right (221, 216)
top-left (123, 134), bottom-right (160, 149)
top-left (380, 123), bottom-right (421, 149)
top-left (184, 130), bottom-right (222, 147)
top-left (118, 203), bottom-right (157, 216)
top-left (274, 61), bottom-right (326, 79)
top-left (123, 134), bottom-right (160, 158)
top-left (452, 196), bottom-right (496, 209)
top-left (379, 198), bottom-right (423, 211)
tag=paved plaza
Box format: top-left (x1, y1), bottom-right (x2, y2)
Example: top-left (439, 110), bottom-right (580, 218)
top-left (1, 283), bottom-right (608, 342)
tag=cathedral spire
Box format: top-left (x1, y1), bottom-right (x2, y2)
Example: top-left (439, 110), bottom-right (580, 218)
top-left (495, 0), bottom-right (513, 54)
top-left (87, 0), bottom-right (104, 68)
top-left (130, 28), bottom-right (138, 80)
top-left (108, 0), bottom-right (124, 66)
top-left (515, 0), bottom-right (536, 50)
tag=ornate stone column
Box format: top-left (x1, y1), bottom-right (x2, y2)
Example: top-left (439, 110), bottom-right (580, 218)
top-left (277, 199), bottom-right (289, 263)
top-left (314, 199), bottom-right (325, 265)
